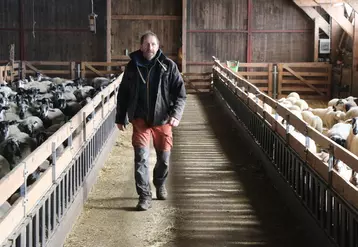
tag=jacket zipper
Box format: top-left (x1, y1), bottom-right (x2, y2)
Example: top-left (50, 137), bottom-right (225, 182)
top-left (146, 66), bottom-right (154, 123)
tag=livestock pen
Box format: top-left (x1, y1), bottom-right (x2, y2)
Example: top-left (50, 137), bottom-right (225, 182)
top-left (0, 58), bottom-right (357, 247)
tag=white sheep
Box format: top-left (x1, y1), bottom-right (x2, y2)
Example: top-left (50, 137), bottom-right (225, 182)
top-left (346, 117), bottom-right (358, 155)
top-left (301, 111), bottom-right (323, 133)
top-left (326, 122), bottom-right (351, 148)
top-left (294, 99), bottom-right (309, 110)
top-left (287, 92), bottom-right (300, 100)
top-left (285, 96), bottom-right (298, 105)
top-left (343, 106), bottom-right (358, 120)
top-left (309, 107), bottom-right (345, 129)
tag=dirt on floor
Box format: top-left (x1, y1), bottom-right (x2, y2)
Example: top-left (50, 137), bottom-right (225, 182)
top-left (64, 125), bottom-right (178, 247)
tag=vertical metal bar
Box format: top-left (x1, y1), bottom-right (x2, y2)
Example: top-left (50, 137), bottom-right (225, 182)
top-left (62, 179), bottom-right (65, 215)
top-left (28, 220), bottom-right (33, 247)
top-left (53, 188), bottom-right (57, 230)
top-left (34, 210), bottom-right (39, 246)
top-left (272, 65), bottom-right (278, 99)
top-left (304, 169), bottom-right (309, 205)
top-left (41, 206), bottom-right (45, 246)
top-left (20, 227), bottom-right (26, 247)
top-left (327, 191), bottom-right (332, 234)
top-left (349, 214), bottom-right (354, 247)
top-left (69, 167), bottom-right (73, 203)
top-left (320, 185), bottom-right (325, 228)
top-left (333, 198), bottom-right (339, 241)
top-left (340, 207), bottom-right (346, 247)
top-left (47, 199), bottom-right (51, 239)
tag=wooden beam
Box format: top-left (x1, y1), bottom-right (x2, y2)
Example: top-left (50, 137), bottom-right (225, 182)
top-left (293, 1), bottom-right (330, 35)
top-left (85, 63), bottom-right (105, 77)
top-left (314, 18), bottom-right (319, 62)
top-left (331, 5), bottom-right (345, 62)
top-left (339, 9), bottom-right (355, 50)
top-left (182, 0), bottom-right (187, 73)
top-left (106, 0), bottom-right (111, 62)
top-left (352, 12), bottom-right (358, 96)
top-left (320, 4), bottom-right (354, 38)
top-left (294, 0), bottom-right (344, 6)
top-left (344, 0), bottom-right (358, 14)
top-left (111, 15), bottom-right (181, 21)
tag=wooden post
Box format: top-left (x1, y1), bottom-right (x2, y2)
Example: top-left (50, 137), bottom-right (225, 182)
top-left (106, 0), bottom-right (112, 63)
top-left (352, 12), bottom-right (358, 96)
top-left (21, 62), bottom-right (26, 79)
top-left (0, 66), bottom-right (3, 82)
top-left (314, 18), bottom-right (319, 62)
top-left (70, 62), bottom-right (76, 79)
top-left (182, 0), bottom-right (187, 73)
top-left (268, 63), bottom-right (273, 97)
top-left (327, 65), bottom-right (332, 99)
top-left (81, 62), bottom-right (86, 78)
top-left (277, 64), bottom-right (283, 99)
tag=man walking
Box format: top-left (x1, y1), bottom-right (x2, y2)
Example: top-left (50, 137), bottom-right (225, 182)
top-left (115, 31), bottom-right (186, 211)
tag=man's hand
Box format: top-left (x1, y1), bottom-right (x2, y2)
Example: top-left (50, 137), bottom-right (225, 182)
top-left (168, 117), bottom-right (180, 127)
top-left (116, 124), bottom-right (126, 131)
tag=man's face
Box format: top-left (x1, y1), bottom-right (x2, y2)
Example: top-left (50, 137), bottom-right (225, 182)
top-left (140, 35), bottom-right (159, 61)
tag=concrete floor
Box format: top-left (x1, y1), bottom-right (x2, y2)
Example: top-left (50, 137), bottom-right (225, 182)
top-left (64, 94), bottom-right (331, 247)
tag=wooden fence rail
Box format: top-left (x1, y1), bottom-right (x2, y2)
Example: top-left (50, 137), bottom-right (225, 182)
top-left (213, 57), bottom-right (358, 210)
top-left (0, 74), bottom-right (122, 244)
top-left (222, 62), bottom-right (332, 100)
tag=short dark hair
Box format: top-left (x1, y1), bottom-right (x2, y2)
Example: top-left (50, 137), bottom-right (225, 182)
top-left (140, 31), bottom-right (160, 45)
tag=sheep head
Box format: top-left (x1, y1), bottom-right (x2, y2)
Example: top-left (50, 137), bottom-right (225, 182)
top-left (19, 104), bottom-right (29, 119)
top-left (36, 132), bottom-right (48, 146)
top-left (38, 104), bottom-right (49, 119)
top-left (0, 121), bottom-right (9, 142)
top-left (330, 135), bottom-right (346, 148)
top-left (352, 117), bottom-right (358, 135)
top-left (3, 139), bottom-right (21, 167)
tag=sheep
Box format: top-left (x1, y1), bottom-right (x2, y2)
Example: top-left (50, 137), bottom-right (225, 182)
top-left (285, 96), bottom-right (298, 105)
top-left (287, 92), bottom-right (300, 100)
top-left (328, 98), bottom-right (347, 107)
top-left (0, 136), bottom-right (35, 169)
top-left (91, 77), bottom-right (110, 90)
top-left (0, 121), bottom-right (21, 142)
top-left (334, 101), bottom-right (357, 112)
top-left (343, 106), bottom-right (358, 120)
top-left (309, 107), bottom-right (345, 129)
top-left (301, 111), bottom-right (323, 133)
top-left (346, 117), bottom-right (358, 155)
top-left (17, 116), bottom-right (44, 137)
top-left (287, 105), bottom-right (301, 111)
top-left (326, 122), bottom-right (351, 148)
top-left (294, 99), bottom-right (309, 110)
top-left (0, 154), bottom-right (10, 179)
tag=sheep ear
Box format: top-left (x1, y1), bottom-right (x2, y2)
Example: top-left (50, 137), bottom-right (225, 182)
top-left (345, 118), bottom-right (353, 123)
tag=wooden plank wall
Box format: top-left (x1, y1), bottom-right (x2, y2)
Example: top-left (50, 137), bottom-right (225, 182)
top-left (111, 0), bottom-right (182, 63)
top-left (0, 0), bottom-right (106, 61)
top-left (185, 0), bottom-right (315, 73)
top-left (186, 0), bottom-right (247, 73)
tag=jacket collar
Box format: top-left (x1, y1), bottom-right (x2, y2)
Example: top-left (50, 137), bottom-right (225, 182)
top-left (129, 49), bottom-right (167, 71)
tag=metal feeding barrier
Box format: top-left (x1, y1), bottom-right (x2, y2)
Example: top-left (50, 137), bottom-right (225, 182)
top-left (0, 74), bottom-right (123, 247)
top-left (212, 57), bottom-right (358, 247)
